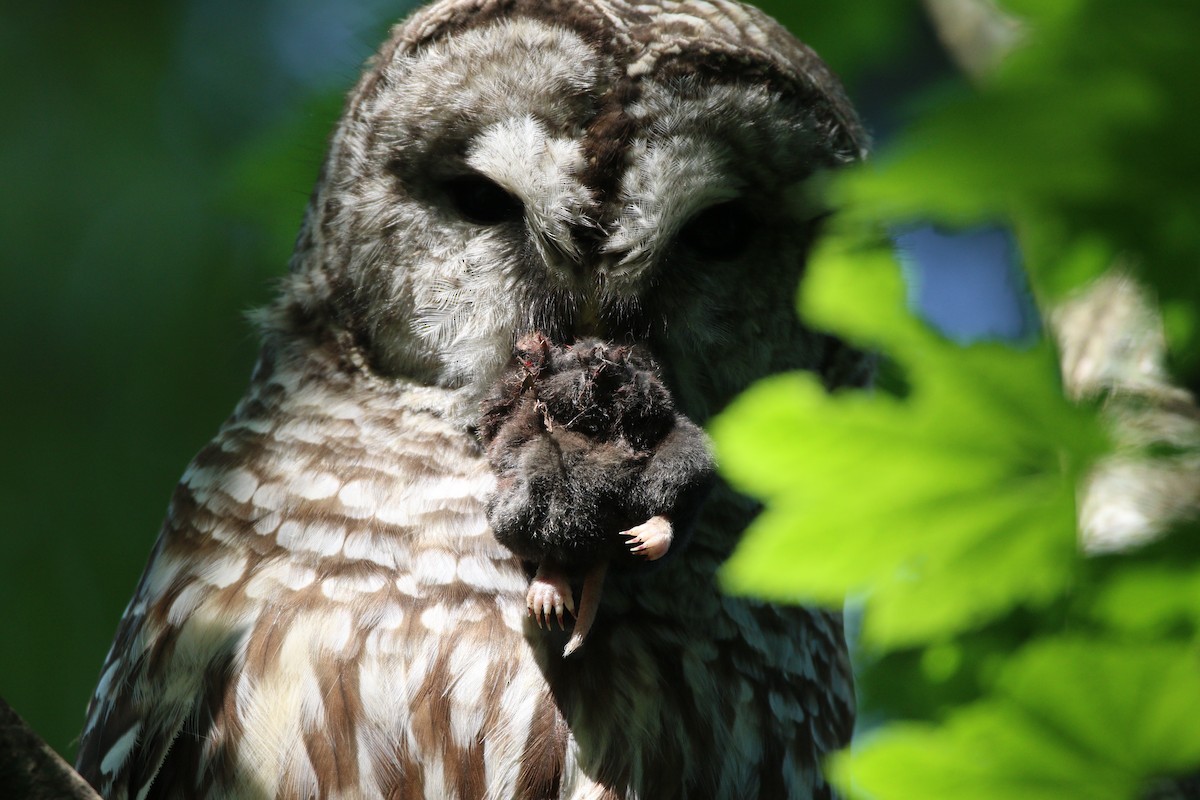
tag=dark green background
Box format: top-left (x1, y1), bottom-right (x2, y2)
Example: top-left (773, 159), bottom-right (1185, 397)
top-left (0, 0), bottom-right (921, 758)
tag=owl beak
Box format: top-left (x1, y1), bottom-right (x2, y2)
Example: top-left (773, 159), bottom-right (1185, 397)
top-left (573, 299), bottom-right (608, 340)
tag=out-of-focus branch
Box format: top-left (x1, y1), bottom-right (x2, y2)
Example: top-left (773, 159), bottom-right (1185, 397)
top-left (922, 0), bottom-right (1200, 550)
top-left (1051, 274), bottom-right (1200, 552)
top-left (923, 0), bottom-right (1022, 80)
top-left (0, 696), bottom-right (101, 800)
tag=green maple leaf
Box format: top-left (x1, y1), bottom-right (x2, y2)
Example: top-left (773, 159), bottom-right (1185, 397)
top-left (712, 233), bottom-right (1107, 648)
top-left (832, 637), bottom-right (1200, 799)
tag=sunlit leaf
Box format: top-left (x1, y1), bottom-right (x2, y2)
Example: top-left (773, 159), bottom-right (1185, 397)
top-left (714, 236), bottom-right (1107, 648)
top-left (835, 638), bottom-right (1200, 799)
top-left (725, 1), bottom-right (1200, 796)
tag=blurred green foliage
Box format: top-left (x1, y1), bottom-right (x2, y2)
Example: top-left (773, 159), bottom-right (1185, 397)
top-left (832, 0), bottom-right (1200, 370)
top-left (837, 638), bottom-right (1200, 799)
top-left (753, 0), bottom-right (917, 88)
top-left (718, 0), bottom-right (1200, 796)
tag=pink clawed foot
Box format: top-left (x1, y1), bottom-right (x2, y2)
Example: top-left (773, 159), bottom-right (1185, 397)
top-left (526, 562), bottom-right (575, 630)
top-left (622, 515), bottom-right (674, 561)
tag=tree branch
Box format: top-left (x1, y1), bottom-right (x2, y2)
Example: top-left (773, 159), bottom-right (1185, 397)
top-left (0, 696), bottom-right (101, 800)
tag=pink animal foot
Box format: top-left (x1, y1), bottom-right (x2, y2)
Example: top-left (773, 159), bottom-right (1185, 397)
top-left (622, 515), bottom-right (674, 561)
top-left (527, 563), bottom-right (575, 630)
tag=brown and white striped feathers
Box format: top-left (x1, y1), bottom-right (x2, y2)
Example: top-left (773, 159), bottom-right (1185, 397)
top-left (76, 1), bottom-right (870, 797)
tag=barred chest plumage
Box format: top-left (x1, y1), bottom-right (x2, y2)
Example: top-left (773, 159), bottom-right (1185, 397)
top-left (77, 338), bottom-right (853, 799)
top-left (76, 0), bottom-right (867, 796)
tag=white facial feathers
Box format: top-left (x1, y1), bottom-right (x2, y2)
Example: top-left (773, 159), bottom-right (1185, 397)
top-left (275, 7), bottom-right (865, 409)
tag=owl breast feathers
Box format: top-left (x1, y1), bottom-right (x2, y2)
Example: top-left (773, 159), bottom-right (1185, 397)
top-left (75, 1), bottom-right (870, 798)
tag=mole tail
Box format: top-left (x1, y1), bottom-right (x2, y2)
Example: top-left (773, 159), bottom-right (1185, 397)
top-left (563, 561), bottom-right (608, 657)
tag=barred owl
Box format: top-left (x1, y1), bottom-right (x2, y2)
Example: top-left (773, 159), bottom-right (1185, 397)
top-left (76, 1), bottom-right (869, 798)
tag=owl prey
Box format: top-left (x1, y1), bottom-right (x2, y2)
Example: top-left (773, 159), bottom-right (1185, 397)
top-left (479, 333), bottom-right (714, 656)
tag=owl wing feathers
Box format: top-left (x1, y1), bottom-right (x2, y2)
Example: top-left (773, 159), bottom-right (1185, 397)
top-left (76, 558), bottom-right (226, 798)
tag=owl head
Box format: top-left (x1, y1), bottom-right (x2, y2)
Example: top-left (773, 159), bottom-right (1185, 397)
top-left (264, 0), bottom-right (868, 423)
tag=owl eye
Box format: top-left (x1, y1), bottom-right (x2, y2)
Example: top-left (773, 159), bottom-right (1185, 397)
top-left (443, 175), bottom-right (524, 225)
top-left (676, 200), bottom-right (757, 260)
